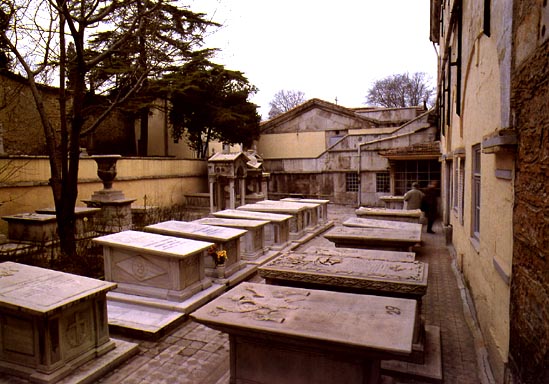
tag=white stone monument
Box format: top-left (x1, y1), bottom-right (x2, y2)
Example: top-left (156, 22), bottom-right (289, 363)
top-left (282, 197), bottom-right (330, 224)
top-left (355, 207), bottom-right (423, 223)
top-left (144, 221), bottom-right (253, 286)
top-left (2, 213), bottom-right (58, 244)
top-left (237, 202), bottom-right (307, 240)
top-left (193, 217), bottom-right (268, 262)
top-left (259, 199), bottom-right (320, 231)
top-left (343, 217), bottom-right (423, 233)
top-left (0, 262), bottom-right (138, 383)
top-left (324, 226), bottom-right (421, 252)
top-left (212, 209), bottom-right (291, 250)
top-left (191, 282), bottom-right (416, 384)
top-left (304, 246), bottom-right (416, 262)
top-left (94, 230), bottom-right (225, 338)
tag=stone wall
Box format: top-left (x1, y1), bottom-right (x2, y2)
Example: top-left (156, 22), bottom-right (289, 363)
top-left (0, 157), bottom-right (208, 234)
top-left (509, 2), bottom-right (549, 382)
top-left (0, 71), bottom-right (135, 156)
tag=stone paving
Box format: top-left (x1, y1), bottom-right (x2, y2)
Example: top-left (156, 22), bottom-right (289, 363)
top-left (0, 204), bottom-right (487, 384)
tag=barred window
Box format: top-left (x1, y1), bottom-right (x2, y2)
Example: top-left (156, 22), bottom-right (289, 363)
top-left (376, 172), bottom-right (390, 193)
top-left (346, 173), bottom-right (359, 192)
top-left (393, 160), bottom-right (441, 195)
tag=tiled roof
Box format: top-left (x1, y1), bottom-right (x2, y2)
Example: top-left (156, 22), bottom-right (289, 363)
top-left (378, 142), bottom-right (441, 158)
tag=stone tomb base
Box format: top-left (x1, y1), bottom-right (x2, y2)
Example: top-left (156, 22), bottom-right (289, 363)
top-left (0, 262), bottom-right (138, 384)
top-left (106, 283), bottom-right (226, 340)
top-left (382, 325), bottom-right (443, 383)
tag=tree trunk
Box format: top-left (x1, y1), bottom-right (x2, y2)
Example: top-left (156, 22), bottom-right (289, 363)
top-left (138, 107), bottom-right (149, 156)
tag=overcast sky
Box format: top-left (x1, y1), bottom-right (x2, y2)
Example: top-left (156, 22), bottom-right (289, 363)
top-left (189, 0), bottom-right (438, 119)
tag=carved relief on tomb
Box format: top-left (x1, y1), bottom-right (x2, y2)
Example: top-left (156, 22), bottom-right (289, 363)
top-left (116, 255), bottom-right (167, 282)
top-left (65, 310), bottom-right (91, 348)
top-left (261, 270), bottom-right (425, 295)
top-left (261, 254), bottom-right (427, 295)
top-left (268, 254), bottom-right (424, 280)
top-left (208, 285), bottom-right (310, 323)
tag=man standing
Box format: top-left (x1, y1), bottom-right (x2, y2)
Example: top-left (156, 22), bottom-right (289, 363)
top-left (403, 182), bottom-right (424, 210)
top-left (423, 180), bottom-right (439, 233)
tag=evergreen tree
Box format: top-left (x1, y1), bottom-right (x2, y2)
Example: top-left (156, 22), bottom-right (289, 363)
top-left (0, 0), bottom-right (216, 262)
top-left (167, 55), bottom-right (261, 159)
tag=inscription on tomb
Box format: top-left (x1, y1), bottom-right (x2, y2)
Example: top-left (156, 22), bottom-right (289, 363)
top-left (2, 274), bottom-right (102, 308)
top-left (94, 230), bottom-right (212, 256)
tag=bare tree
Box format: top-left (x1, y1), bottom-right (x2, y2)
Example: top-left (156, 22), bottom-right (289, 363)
top-left (268, 89), bottom-right (306, 119)
top-left (366, 72), bottom-right (434, 108)
top-left (0, 0), bottom-right (212, 259)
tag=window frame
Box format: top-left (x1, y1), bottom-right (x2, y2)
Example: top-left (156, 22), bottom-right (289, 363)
top-left (345, 172), bottom-right (359, 193)
top-left (453, 155), bottom-right (465, 226)
top-left (471, 144), bottom-right (481, 240)
top-left (375, 172), bottom-right (391, 193)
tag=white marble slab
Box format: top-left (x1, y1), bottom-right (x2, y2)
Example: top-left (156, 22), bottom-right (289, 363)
top-left (191, 282), bottom-right (416, 384)
top-left (212, 209), bottom-right (292, 223)
top-left (94, 230), bottom-right (214, 302)
top-left (355, 207), bottom-right (422, 223)
top-left (145, 220), bottom-right (246, 241)
top-left (93, 230), bottom-right (213, 258)
top-left (107, 301), bottom-right (185, 335)
top-left (194, 217), bottom-right (267, 229)
top-left (0, 261), bottom-right (116, 314)
top-left (213, 209), bottom-right (291, 249)
top-left (144, 221), bottom-right (250, 285)
top-left (259, 252), bottom-right (428, 298)
top-left (194, 217), bottom-right (267, 261)
top-left (344, 217), bottom-right (422, 232)
top-left (304, 246), bottom-right (416, 262)
top-left (281, 198), bottom-right (330, 223)
top-left (324, 226), bottom-right (421, 251)
top-left (0, 262), bottom-right (119, 383)
top-left (238, 203), bottom-right (306, 240)
top-left (192, 282), bottom-right (416, 354)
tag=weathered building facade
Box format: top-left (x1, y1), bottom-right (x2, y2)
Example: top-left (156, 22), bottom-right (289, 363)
top-left (257, 99), bottom-right (440, 206)
top-left (431, 0), bottom-right (548, 382)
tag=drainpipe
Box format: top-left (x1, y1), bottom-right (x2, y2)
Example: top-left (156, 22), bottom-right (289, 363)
top-left (357, 143), bottom-right (366, 207)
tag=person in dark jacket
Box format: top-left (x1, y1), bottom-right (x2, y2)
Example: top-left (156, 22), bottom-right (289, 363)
top-left (422, 180), bottom-right (439, 233)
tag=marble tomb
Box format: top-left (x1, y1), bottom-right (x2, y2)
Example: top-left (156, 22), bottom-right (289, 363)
top-left (212, 209), bottom-right (291, 250)
top-left (0, 262), bottom-right (137, 383)
top-left (324, 226), bottom-right (421, 251)
top-left (144, 221), bottom-right (251, 285)
top-left (191, 282), bottom-right (416, 384)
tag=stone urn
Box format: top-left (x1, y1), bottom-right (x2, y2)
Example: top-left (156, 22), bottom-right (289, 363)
top-left (91, 155), bottom-right (122, 190)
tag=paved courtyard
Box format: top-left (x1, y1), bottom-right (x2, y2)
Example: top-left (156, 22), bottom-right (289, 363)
top-left (1, 204), bottom-right (489, 384)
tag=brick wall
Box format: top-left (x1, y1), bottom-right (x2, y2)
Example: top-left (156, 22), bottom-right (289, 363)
top-left (509, 3), bottom-right (549, 382)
